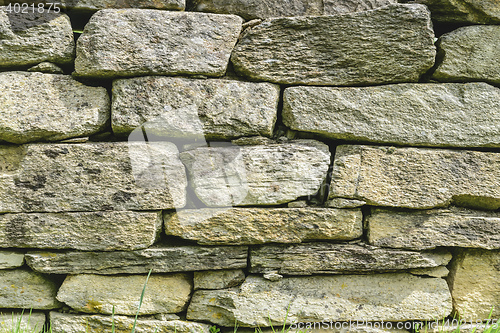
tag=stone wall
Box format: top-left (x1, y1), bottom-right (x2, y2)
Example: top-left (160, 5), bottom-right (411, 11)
top-left (0, 0), bottom-right (499, 332)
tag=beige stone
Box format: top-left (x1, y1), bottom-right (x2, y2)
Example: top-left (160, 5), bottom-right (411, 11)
top-left (410, 266), bottom-right (449, 278)
top-left (415, 0), bottom-right (500, 23)
top-left (0, 311), bottom-right (46, 333)
top-left (324, 0), bottom-right (397, 15)
top-left (0, 250), bottom-right (24, 269)
top-left (194, 269), bottom-right (246, 290)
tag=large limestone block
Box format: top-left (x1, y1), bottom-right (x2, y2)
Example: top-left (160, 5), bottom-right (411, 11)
top-left (250, 243), bottom-right (452, 275)
top-left (231, 4), bottom-right (435, 85)
top-left (448, 249), bottom-right (500, 320)
top-left (165, 208), bottom-right (362, 245)
top-left (323, 0), bottom-right (397, 15)
top-left (0, 311), bottom-right (46, 333)
top-left (112, 77), bottom-right (279, 139)
top-left (25, 246), bottom-right (248, 274)
top-left (0, 9), bottom-right (74, 67)
top-left (0, 250), bottom-right (24, 269)
top-left (194, 269), bottom-right (246, 290)
top-left (0, 142), bottom-right (186, 212)
top-left (415, 0), bottom-right (500, 23)
top-left (283, 83), bottom-right (500, 148)
top-left (0, 269), bottom-right (61, 309)
top-left (75, 9), bottom-right (242, 78)
top-left (57, 274), bottom-right (191, 315)
top-left (0, 72), bottom-right (109, 144)
top-left (187, 274), bottom-right (452, 326)
top-left (330, 145), bottom-right (500, 210)
top-left (18, 0), bottom-right (185, 11)
top-left (180, 140), bottom-right (330, 206)
top-left (0, 211), bottom-right (161, 251)
top-left (433, 26), bottom-right (500, 85)
top-left (368, 208), bottom-right (500, 250)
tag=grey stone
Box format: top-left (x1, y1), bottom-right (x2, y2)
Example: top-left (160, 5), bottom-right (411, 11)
top-left (410, 266), bottom-right (449, 278)
top-left (231, 136), bottom-right (275, 146)
top-left (27, 62), bottom-right (64, 74)
top-left (283, 83), bottom-right (500, 148)
top-left (194, 269), bottom-right (246, 290)
top-left (330, 145), bottom-right (500, 210)
top-left (0, 250), bottom-right (24, 269)
top-left (368, 207), bottom-right (500, 250)
top-left (75, 10), bottom-right (242, 78)
top-left (165, 208), bottom-right (362, 245)
top-left (433, 26), bottom-right (500, 85)
top-left (0, 9), bottom-right (74, 67)
top-left (25, 246), bottom-right (248, 274)
top-left (325, 198), bottom-right (366, 209)
top-left (415, 0), bottom-right (500, 23)
top-left (231, 4), bottom-right (435, 85)
top-left (0, 72), bottom-right (109, 144)
top-left (0, 142), bottom-right (186, 212)
top-left (32, 0), bottom-right (185, 11)
top-left (287, 200), bottom-right (307, 208)
top-left (112, 77), bottom-right (279, 139)
top-left (0, 211), bottom-right (161, 251)
top-left (324, 0), bottom-right (397, 15)
top-left (0, 311), bottom-right (46, 333)
top-left (187, 274), bottom-right (452, 326)
top-left (0, 269), bottom-right (61, 309)
top-left (57, 273), bottom-right (191, 315)
top-left (250, 243), bottom-right (451, 275)
top-left (180, 140), bottom-right (330, 206)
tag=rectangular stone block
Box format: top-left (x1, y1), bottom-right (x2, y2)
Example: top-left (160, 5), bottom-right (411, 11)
top-left (283, 83), bottom-right (500, 148)
top-left (330, 145), bottom-right (500, 210)
top-left (75, 10), bottom-right (242, 78)
top-left (0, 250), bottom-right (24, 269)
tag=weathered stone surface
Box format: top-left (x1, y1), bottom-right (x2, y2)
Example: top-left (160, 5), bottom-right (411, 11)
top-left (410, 266), bottom-right (449, 278)
top-left (0, 269), bottom-right (61, 309)
top-left (187, 274), bottom-right (452, 326)
top-left (283, 83), bottom-right (500, 148)
top-left (433, 26), bottom-right (500, 85)
top-left (0, 311), bottom-right (45, 333)
top-left (448, 249), bottom-right (500, 319)
top-left (0, 142), bottom-right (186, 213)
top-left (57, 273), bottom-right (191, 315)
top-left (26, 246), bottom-right (248, 274)
top-left (231, 4), bottom-right (435, 85)
top-left (324, 0), bottom-right (397, 15)
top-left (180, 140), bottom-right (330, 206)
top-left (112, 77), bottom-right (279, 139)
top-left (194, 269), bottom-right (246, 290)
top-left (165, 208), bottom-right (362, 244)
top-left (0, 211), bottom-right (161, 251)
top-left (0, 9), bottom-right (74, 67)
top-left (325, 198), bottom-right (366, 208)
top-left (368, 208), bottom-right (500, 250)
top-left (0, 72), bottom-right (109, 144)
top-left (17, 0), bottom-right (185, 11)
top-left (415, 0), bottom-right (500, 23)
top-left (75, 10), bottom-right (242, 78)
top-left (27, 62), bottom-right (64, 74)
top-left (50, 312), bottom-right (210, 333)
top-left (330, 145), bottom-right (500, 210)
top-left (0, 250), bottom-right (24, 269)
top-left (250, 243), bottom-right (451, 275)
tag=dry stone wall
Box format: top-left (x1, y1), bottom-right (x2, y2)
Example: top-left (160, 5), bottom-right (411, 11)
top-left (0, 0), bottom-right (499, 332)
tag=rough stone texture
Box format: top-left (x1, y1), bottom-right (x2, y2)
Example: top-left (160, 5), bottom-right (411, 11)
top-left (50, 312), bottom-right (211, 333)
top-left (27, 62), bottom-right (64, 74)
top-left (0, 211), bottom-right (161, 251)
top-left (0, 250), bottom-right (24, 269)
top-left (19, 0), bottom-right (185, 11)
top-left (0, 142), bottom-right (186, 213)
top-left (187, 274), bottom-right (452, 326)
top-left (368, 208), bottom-right (500, 250)
top-left (0, 269), bottom-right (61, 309)
top-left (415, 0), bottom-right (500, 23)
top-left (25, 246), bottom-right (248, 274)
top-left (57, 273), bottom-right (191, 315)
top-left (112, 77), bottom-right (279, 139)
top-left (75, 10), bottom-right (242, 78)
top-left (283, 83), bottom-right (500, 148)
top-left (410, 266), bottom-right (449, 278)
top-left (324, 0), bottom-right (397, 15)
top-left (180, 140), bottom-right (330, 206)
top-left (325, 198), bottom-right (366, 208)
top-left (165, 208), bottom-right (362, 245)
top-left (433, 26), bottom-right (500, 85)
top-left (330, 145), bottom-right (500, 210)
top-left (231, 4), bottom-right (435, 85)
top-left (448, 249), bottom-right (500, 319)
top-left (0, 311), bottom-right (45, 333)
top-left (194, 269), bottom-right (246, 290)
top-left (0, 9), bottom-right (74, 67)
top-left (250, 243), bottom-right (451, 275)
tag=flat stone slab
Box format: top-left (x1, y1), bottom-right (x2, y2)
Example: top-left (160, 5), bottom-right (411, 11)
top-left (323, 0), bottom-right (396, 15)
top-left (75, 9), bottom-right (242, 78)
top-left (415, 0), bottom-right (500, 23)
top-left (250, 243), bottom-right (451, 275)
top-left (25, 246), bottom-right (248, 274)
top-left (180, 140), bottom-right (330, 206)
top-left (0, 142), bottom-right (186, 212)
top-left (0, 311), bottom-right (46, 333)
top-left (231, 4), bottom-right (435, 85)
top-left (187, 274), bottom-right (452, 326)
top-left (0, 9), bottom-right (74, 67)
top-left (433, 26), bottom-right (500, 85)
top-left (194, 269), bottom-right (246, 290)
top-left (0, 211), bottom-right (161, 251)
top-left (112, 77), bottom-right (279, 139)
top-left (368, 208), bottom-right (500, 250)
top-left (330, 145), bottom-right (500, 210)
top-left (283, 83), bottom-right (500, 148)
top-left (0, 250), bottom-right (24, 269)
top-left (165, 208), bottom-right (362, 245)
top-left (57, 273), bottom-right (191, 315)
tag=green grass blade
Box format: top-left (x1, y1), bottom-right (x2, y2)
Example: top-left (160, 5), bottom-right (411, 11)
top-left (131, 268), bottom-right (153, 333)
